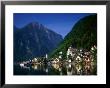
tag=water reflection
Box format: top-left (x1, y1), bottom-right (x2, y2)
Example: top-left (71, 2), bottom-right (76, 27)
top-left (16, 60), bottom-right (96, 75)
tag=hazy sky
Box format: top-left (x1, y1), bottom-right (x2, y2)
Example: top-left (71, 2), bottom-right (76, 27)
top-left (14, 13), bottom-right (95, 37)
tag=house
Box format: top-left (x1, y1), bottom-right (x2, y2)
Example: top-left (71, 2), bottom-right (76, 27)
top-left (75, 56), bottom-right (82, 63)
top-left (84, 64), bottom-right (92, 75)
top-left (20, 63), bottom-right (24, 67)
top-left (91, 45), bottom-right (97, 51)
top-left (83, 56), bottom-right (91, 65)
top-left (33, 58), bottom-right (38, 62)
top-left (67, 46), bottom-right (77, 60)
top-left (59, 51), bottom-right (63, 55)
top-left (52, 58), bottom-right (60, 64)
top-left (75, 64), bottom-right (82, 75)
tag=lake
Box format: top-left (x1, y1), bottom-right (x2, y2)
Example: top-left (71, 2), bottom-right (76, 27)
top-left (14, 61), bottom-right (96, 75)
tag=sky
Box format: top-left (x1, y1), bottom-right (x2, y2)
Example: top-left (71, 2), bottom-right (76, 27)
top-left (14, 13), bottom-right (95, 38)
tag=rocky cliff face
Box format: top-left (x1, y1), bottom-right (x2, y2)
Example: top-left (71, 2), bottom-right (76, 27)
top-left (14, 22), bottom-right (63, 62)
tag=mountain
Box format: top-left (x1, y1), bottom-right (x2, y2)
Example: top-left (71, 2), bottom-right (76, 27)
top-left (49, 14), bottom-right (97, 58)
top-left (14, 22), bottom-right (63, 62)
top-left (14, 26), bottom-right (20, 31)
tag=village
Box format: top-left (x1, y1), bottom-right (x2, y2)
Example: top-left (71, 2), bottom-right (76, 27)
top-left (19, 45), bottom-right (97, 75)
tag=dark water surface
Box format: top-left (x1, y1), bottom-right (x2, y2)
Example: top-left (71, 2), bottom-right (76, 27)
top-left (14, 62), bottom-right (96, 75)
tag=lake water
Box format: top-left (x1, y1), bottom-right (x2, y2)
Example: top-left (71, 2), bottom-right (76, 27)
top-left (14, 62), bottom-right (96, 75)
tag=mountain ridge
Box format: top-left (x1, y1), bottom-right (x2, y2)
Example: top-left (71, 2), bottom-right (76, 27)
top-left (14, 22), bottom-right (63, 62)
top-left (49, 14), bottom-right (97, 59)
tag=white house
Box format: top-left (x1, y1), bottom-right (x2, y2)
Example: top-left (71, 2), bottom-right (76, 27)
top-left (75, 56), bottom-right (82, 62)
top-left (67, 46), bottom-right (77, 59)
top-left (20, 63), bottom-right (24, 67)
